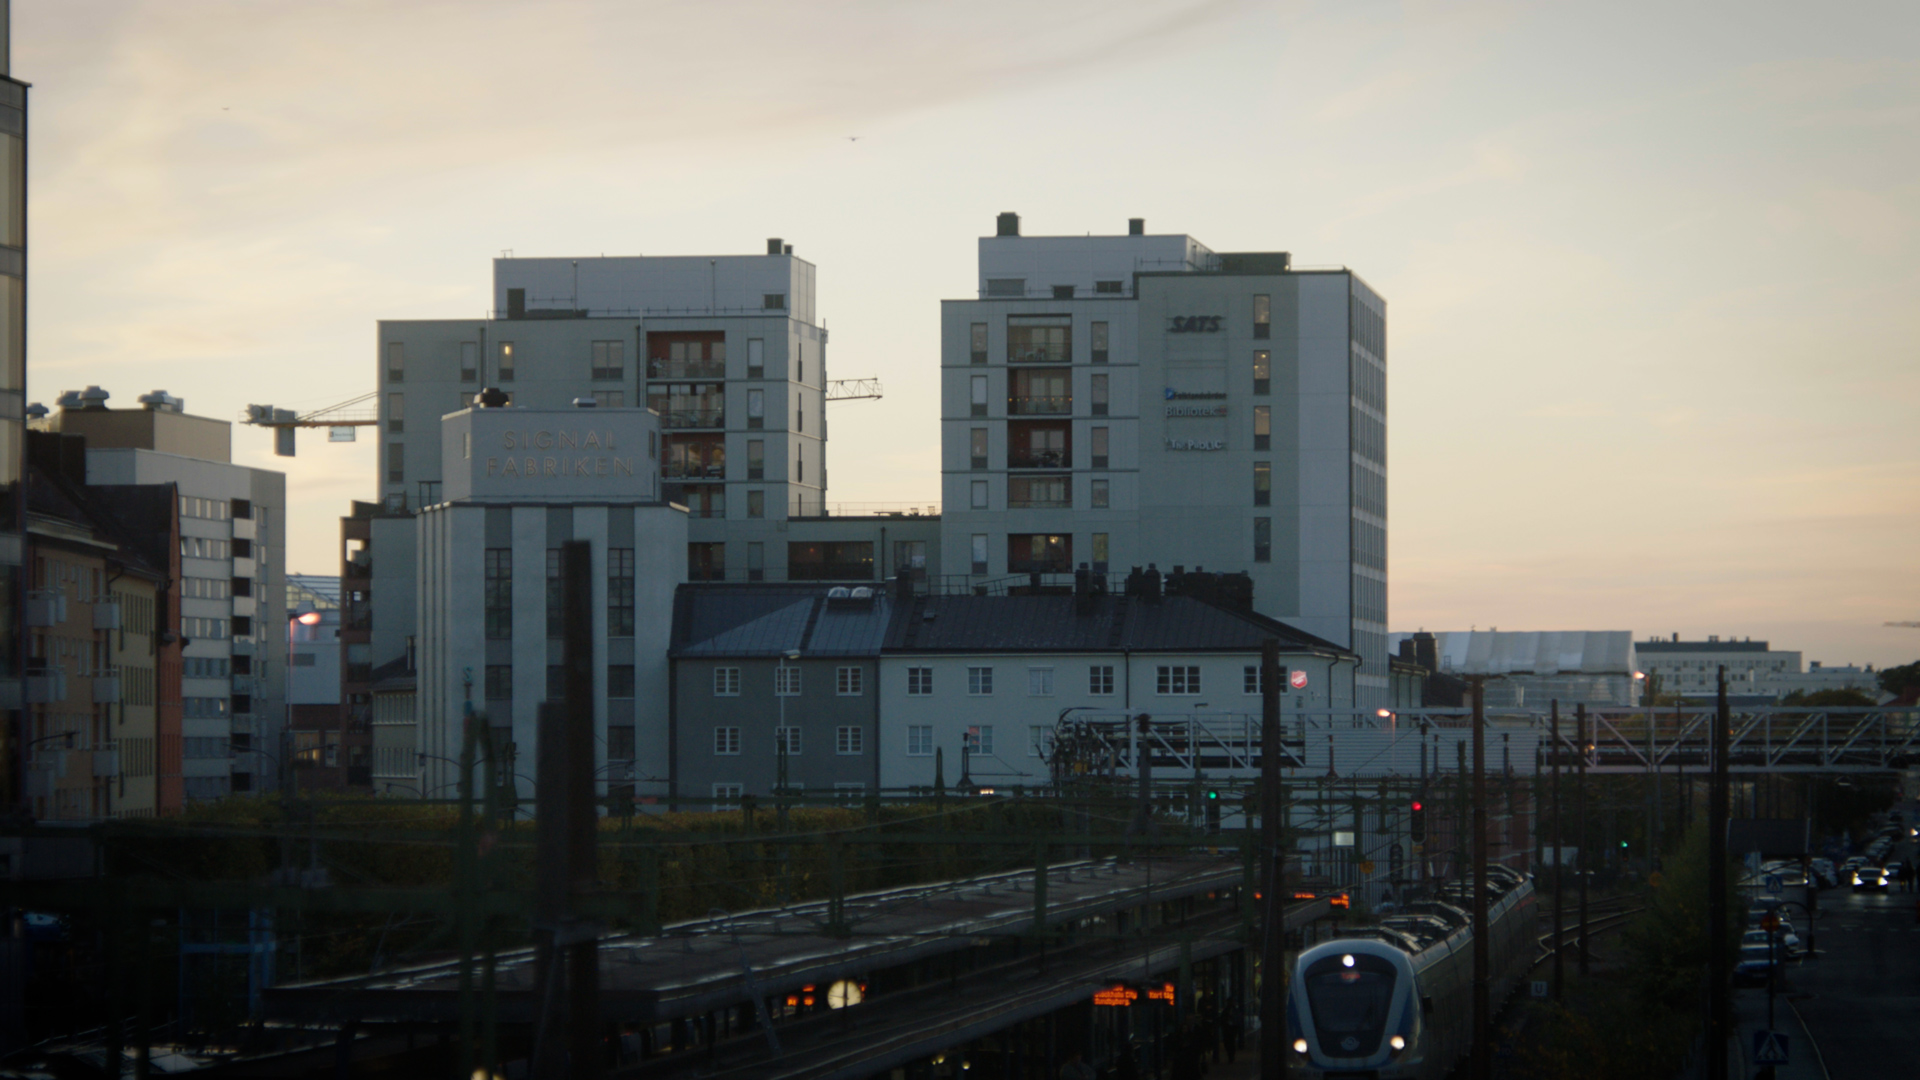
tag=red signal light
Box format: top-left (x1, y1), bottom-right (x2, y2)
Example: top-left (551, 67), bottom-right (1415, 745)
top-left (1411, 800), bottom-right (1422, 812)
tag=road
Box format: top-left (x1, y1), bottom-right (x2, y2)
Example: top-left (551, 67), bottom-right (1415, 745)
top-left (1782, 811), bottom-right (1920, 1079)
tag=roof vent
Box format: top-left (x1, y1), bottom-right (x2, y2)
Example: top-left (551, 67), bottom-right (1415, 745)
top-left (23, 402), bottom-right (47, 419)
top-left (850, 586), bottom-right (873, 600)
top-left (55, 390), bottom-right (83, 409)
top-left (1128, 218), bottom-right (1144, 236)
top-left (996, 211), bottom-right (1020, 237)
top-left (571, 396), bottom-right (598, 408)
top-left (476, 387), bottom-right (512, 409)
top-left (137, 390), bottom-right (184, 412)
top-left (78, 386), bottom-right (112, 410)
top-left (827, 586), bottom-right (851, 599)
top-left (767, 237), bottom-right (783, 255)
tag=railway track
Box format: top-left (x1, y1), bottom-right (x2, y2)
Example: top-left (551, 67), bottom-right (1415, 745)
top-left (1534, 896), bottom-right (1645, 964)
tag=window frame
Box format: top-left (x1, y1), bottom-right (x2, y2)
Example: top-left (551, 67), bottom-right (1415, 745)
top-left (1156, 665), bottom-right (1202, 696)
top-left (967, 666), bottom-right (994, 696)
top-left (836, 725), bottom-right (864, 755)
top-left (713, 667), bottom-right (742, 696)
top-left (906, 667), bottom-right (933, 696)
top-left (836, 666), bottom-right (864, 697)
top-left (1089, 664), bottom-right (1115, 695)
top-left (713, 727), bottom-right (742, 755)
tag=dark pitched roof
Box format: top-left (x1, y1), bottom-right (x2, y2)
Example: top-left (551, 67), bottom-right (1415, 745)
top-left (671, 583), bottom-right (891, 659)
top-left (883, 593), bottom-right (1354, 657)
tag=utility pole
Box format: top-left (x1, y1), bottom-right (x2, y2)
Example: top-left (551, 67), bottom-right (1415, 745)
top-left (1577, 703), bottom-right (1590, 977)
top-left (1258, 639), bottom-right (1286, 1080)
top-left (1551, 700), bottom-right (1563, 1001)
top-left (1707, 668), bottom-right (1731, 1080)
top-left (1469, 677), bottom-right (1491, 1080)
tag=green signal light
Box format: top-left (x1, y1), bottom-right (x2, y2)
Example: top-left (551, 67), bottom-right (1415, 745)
top-left (1206, 790), bottom-right (1220, 800)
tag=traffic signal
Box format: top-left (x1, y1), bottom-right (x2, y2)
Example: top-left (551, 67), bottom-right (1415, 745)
top-left (1206, 789), bottom-right (1220, 801)
top-left (1409, 800), bottom-right (1426, 843)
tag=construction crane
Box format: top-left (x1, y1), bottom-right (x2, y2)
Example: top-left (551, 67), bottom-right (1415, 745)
top-left (1888, 622), bottom-right (1920, 628)
top-left (825, 378), bottom-right (882, 402)
top-left (245, 380), bottom-right (881, 458)
top-left (242, 393), bottom-right (379, 456)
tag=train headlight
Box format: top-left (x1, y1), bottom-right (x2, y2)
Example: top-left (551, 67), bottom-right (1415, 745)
top-left (1292, 1039), bottom-right (1308, 1055)
top-left (1390, 1035), bottom-right (1407, 1051)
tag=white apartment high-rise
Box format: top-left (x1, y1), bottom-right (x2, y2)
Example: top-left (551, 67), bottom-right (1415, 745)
top-left (939, 214), bottom-right (1389, 706)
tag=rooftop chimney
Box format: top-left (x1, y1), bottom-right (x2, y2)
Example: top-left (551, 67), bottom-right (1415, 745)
top-left (1128, 218), bottom-right (1144, 236)
top-left (767, 238), bottom-right (783, 255)
top-left (995, 212), bottom-right (1020, 237)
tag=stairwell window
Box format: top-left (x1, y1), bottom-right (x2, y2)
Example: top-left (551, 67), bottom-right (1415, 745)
top-left (484, 549), bottom-right (511, 639)
top-left (971, 322), bottom-right (988, 365)
top-left (1253, 350), bottom-right (1270, 395)
top-left (971, 375), bottom-right (989, 418)
top-left (1091, 427), bottom-right (1109, 469)
top-left (1254, 405), bottom-right (1270, 451)
top-left (461, 341), bottom-right (478, 383)
top-left (385, 342), bottom-right (404, 383)
top-left (1253, 294), bottom-right (1271, 340)
top-left (1091, 321), bottom-right (1109, 363)
top-left (1253, 462), bottom-right (1271, 507)
top-left (1091, 374), bottom-right (1109, 416)
top-left (498, 341), bottom-right (515, 381)
top-left (1254, 518), bottom-right (1272, 563)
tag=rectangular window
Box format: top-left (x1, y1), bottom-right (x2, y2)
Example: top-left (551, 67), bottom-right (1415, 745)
top-left (387, 442), bottom-right (404, 483)
top-left (1254, 462), bottom-right (1272, 507)
top-left (712, 782), bottom-right (743, 807)
top-left (1008, 321), bottom-right (1070, 364)
top-left (1253, 349), bottom-right (1271, 395)
top-left (1091, 321), bottom-right (1109, 363)
top-left (836, 666), bottom-right (864, 696)
top-left (907, 667), bottom-right (933, 696)
top-left (1254, 404), bottom-right (1271, 451)
top-left (607, 726), bottom-right (636, 760)
top-left (484, 549), bottom-right (512, 640)
top-left (966, 725), bottom-right (994, 755)
top-left (775, 666), bottom-right (802, 697)
top-left (971, 534), bottom-right (989, 575)
top-left (689, 541), bottom-right (725, 580)
top-left (1091, 426), bottom-right (1109, 469)
top-left (484, 664), bottom-right (512, 701)
top-left (971, 480), bottom-right (989, 509)
top-left (1028, 667), bottom-right (1054, 696)
top-left (796, 396), bottom-right (804, 432)
top-left (387, 392), bottom-right (404, 433)
top-left (797, 443), bottom-right (804, 483)
top-left (1008, 533), bottom-right (1071, 573)
top-left (1052, 284), bottom-right (1075, 299)
top-left (747, 490), bottom-right (765, 519)
top-left (1157, 665), bottom-right (1201, 695)
top-left (1095, 280), bottom-right (1123, 294)
top-left (970, 375), bottom-right (989, 418)
top-left (1008, 475), bottom-right (1069, 508)
top-left (747, 542), bottom-right (765, 582)
top-left (970, 428), bottom-right (988, 469)
top-left (1253, 294), bottom-right (1271, 339)
top-left (591, 340), bottom-right (625, 380)
top-left (713, 728), bottom-right (741, 755)
top-left (607, 665), bottom-right (636, 698)
top-left (607, 548), bottom-right (635, 636)
top-left (592, 390), bottom-right (625, 408)
top-left (1254, 517), bottom-right (1272, 563)
top-left (1089, 665), bottom-right (1115, 695)
top-left (774, 726), bottom-right (802, 756)
top-left (1091, 478), bottom-right (1109, 509)
top-left (498, 341), bottom-right (515, 381)
top-left (746, 439), bottom-right (765, 480)
top-left (1091, 374), bottom-right (1109, 416)
top-left (968, 666), bottom-right (993, 695)
top-left (1029, 725), bottom-right (1049, 757)
top-left (836, 726), bottom-right (864, 755)
top-left (747, 388), bottom-right (765, 429)
top-left (747, 338), bottom-right (764, 378)
top-left (460, 341), bottom-right (478, 383)
top-left (714, 668), bottom-right (740, 696)
top-left (763, 293), bottom-right (786, 310)
top-left (907, 725), bottom-right (934, 756)
top-left (1244, 665), bottom-right (1285, 694)
top-left (385, 342), bottom-right (404, 383)
top-left (970, 322), bottom-right (988, 364)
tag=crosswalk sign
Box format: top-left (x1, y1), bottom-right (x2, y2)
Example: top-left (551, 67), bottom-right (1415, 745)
top-left (1752, 1030), bottom-right (1790, 1066)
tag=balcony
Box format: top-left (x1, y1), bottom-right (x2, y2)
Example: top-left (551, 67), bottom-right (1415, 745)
top-left (1008, 343), bottom-right (1070, 364)
top-left (660, 410), bottom-right (726, 430)
top-left (664, 462), bottom-right (726, 480)
top-left (26, 590), bottom-right (66, 628)
top-left (1008, 396), bottom-right (1072, 416)
top-left (648, 358), bottom-right (725, 379)
top-left (1008, 448), bottom-right (1071, 469)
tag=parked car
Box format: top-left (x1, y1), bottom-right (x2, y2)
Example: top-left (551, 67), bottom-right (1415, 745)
top-left (1810, 859), bottom-right (1839, 889)
top-left (1734, 943), bottom-right (1778, 985)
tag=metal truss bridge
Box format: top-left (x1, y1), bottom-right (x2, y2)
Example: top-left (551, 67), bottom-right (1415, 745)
top-left (1046, 704), bottom-right (1920, 782)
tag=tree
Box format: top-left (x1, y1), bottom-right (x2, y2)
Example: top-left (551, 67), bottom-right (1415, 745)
top-left (1877, 660), bottom-right (1920, 701)
top-left (1781, 688), bottom-right (1876, 707)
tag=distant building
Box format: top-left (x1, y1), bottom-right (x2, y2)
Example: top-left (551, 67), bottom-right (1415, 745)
top-left (22, 432), bottom-right (180, 819)
top-left (286, 575), bottom-right (354, 790)
top-left (667, 570), bottom-right (1359, 805)
top-left (1388, 630), bottom-right (1641, 709)
top-left (1761, 662), bottom-right (1881, 701)
top-left (37, 388), bottom-right (288, 799)
top-left (937, 213), bottom-right (1390, 707)
top-left (409, 401), bottom-right (684, 803)
top-left (0, 18), bottom-right (28, 812)
top-left (1635, 634), bottom-right (1801, 700)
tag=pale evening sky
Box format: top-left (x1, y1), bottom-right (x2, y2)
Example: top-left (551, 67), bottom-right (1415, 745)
top-left (15, 0), bottom-right (1919, 668)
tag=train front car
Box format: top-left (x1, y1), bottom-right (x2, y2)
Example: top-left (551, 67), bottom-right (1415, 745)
top-left (1286, 938), bottom-right (1428, 1078)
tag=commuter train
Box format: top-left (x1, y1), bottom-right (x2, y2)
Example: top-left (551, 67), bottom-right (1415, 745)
top-left (1285, 866), bottom-right (1537, 1079)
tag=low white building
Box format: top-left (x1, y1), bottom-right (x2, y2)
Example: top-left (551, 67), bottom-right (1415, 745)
top-left (412, 400), bottom-right (684, 801)
top-left (876, 573), bottom-right (1358, 792)
top-left (1635, 634), bottom-right (1801, 699)
top-left (1760, 662), bottom-right (1882, 701)
top-left (1388, 630), bottom-right (1641, 709)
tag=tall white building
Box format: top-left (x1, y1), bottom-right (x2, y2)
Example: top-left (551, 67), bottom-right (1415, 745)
top-left (939, 214), bottom-right (1390, 706)
top-left (43, 390), bottom-right (288, 799)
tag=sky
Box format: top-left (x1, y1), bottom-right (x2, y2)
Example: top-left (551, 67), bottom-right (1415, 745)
top-left (14, 0), bottom-right (1920, 668)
